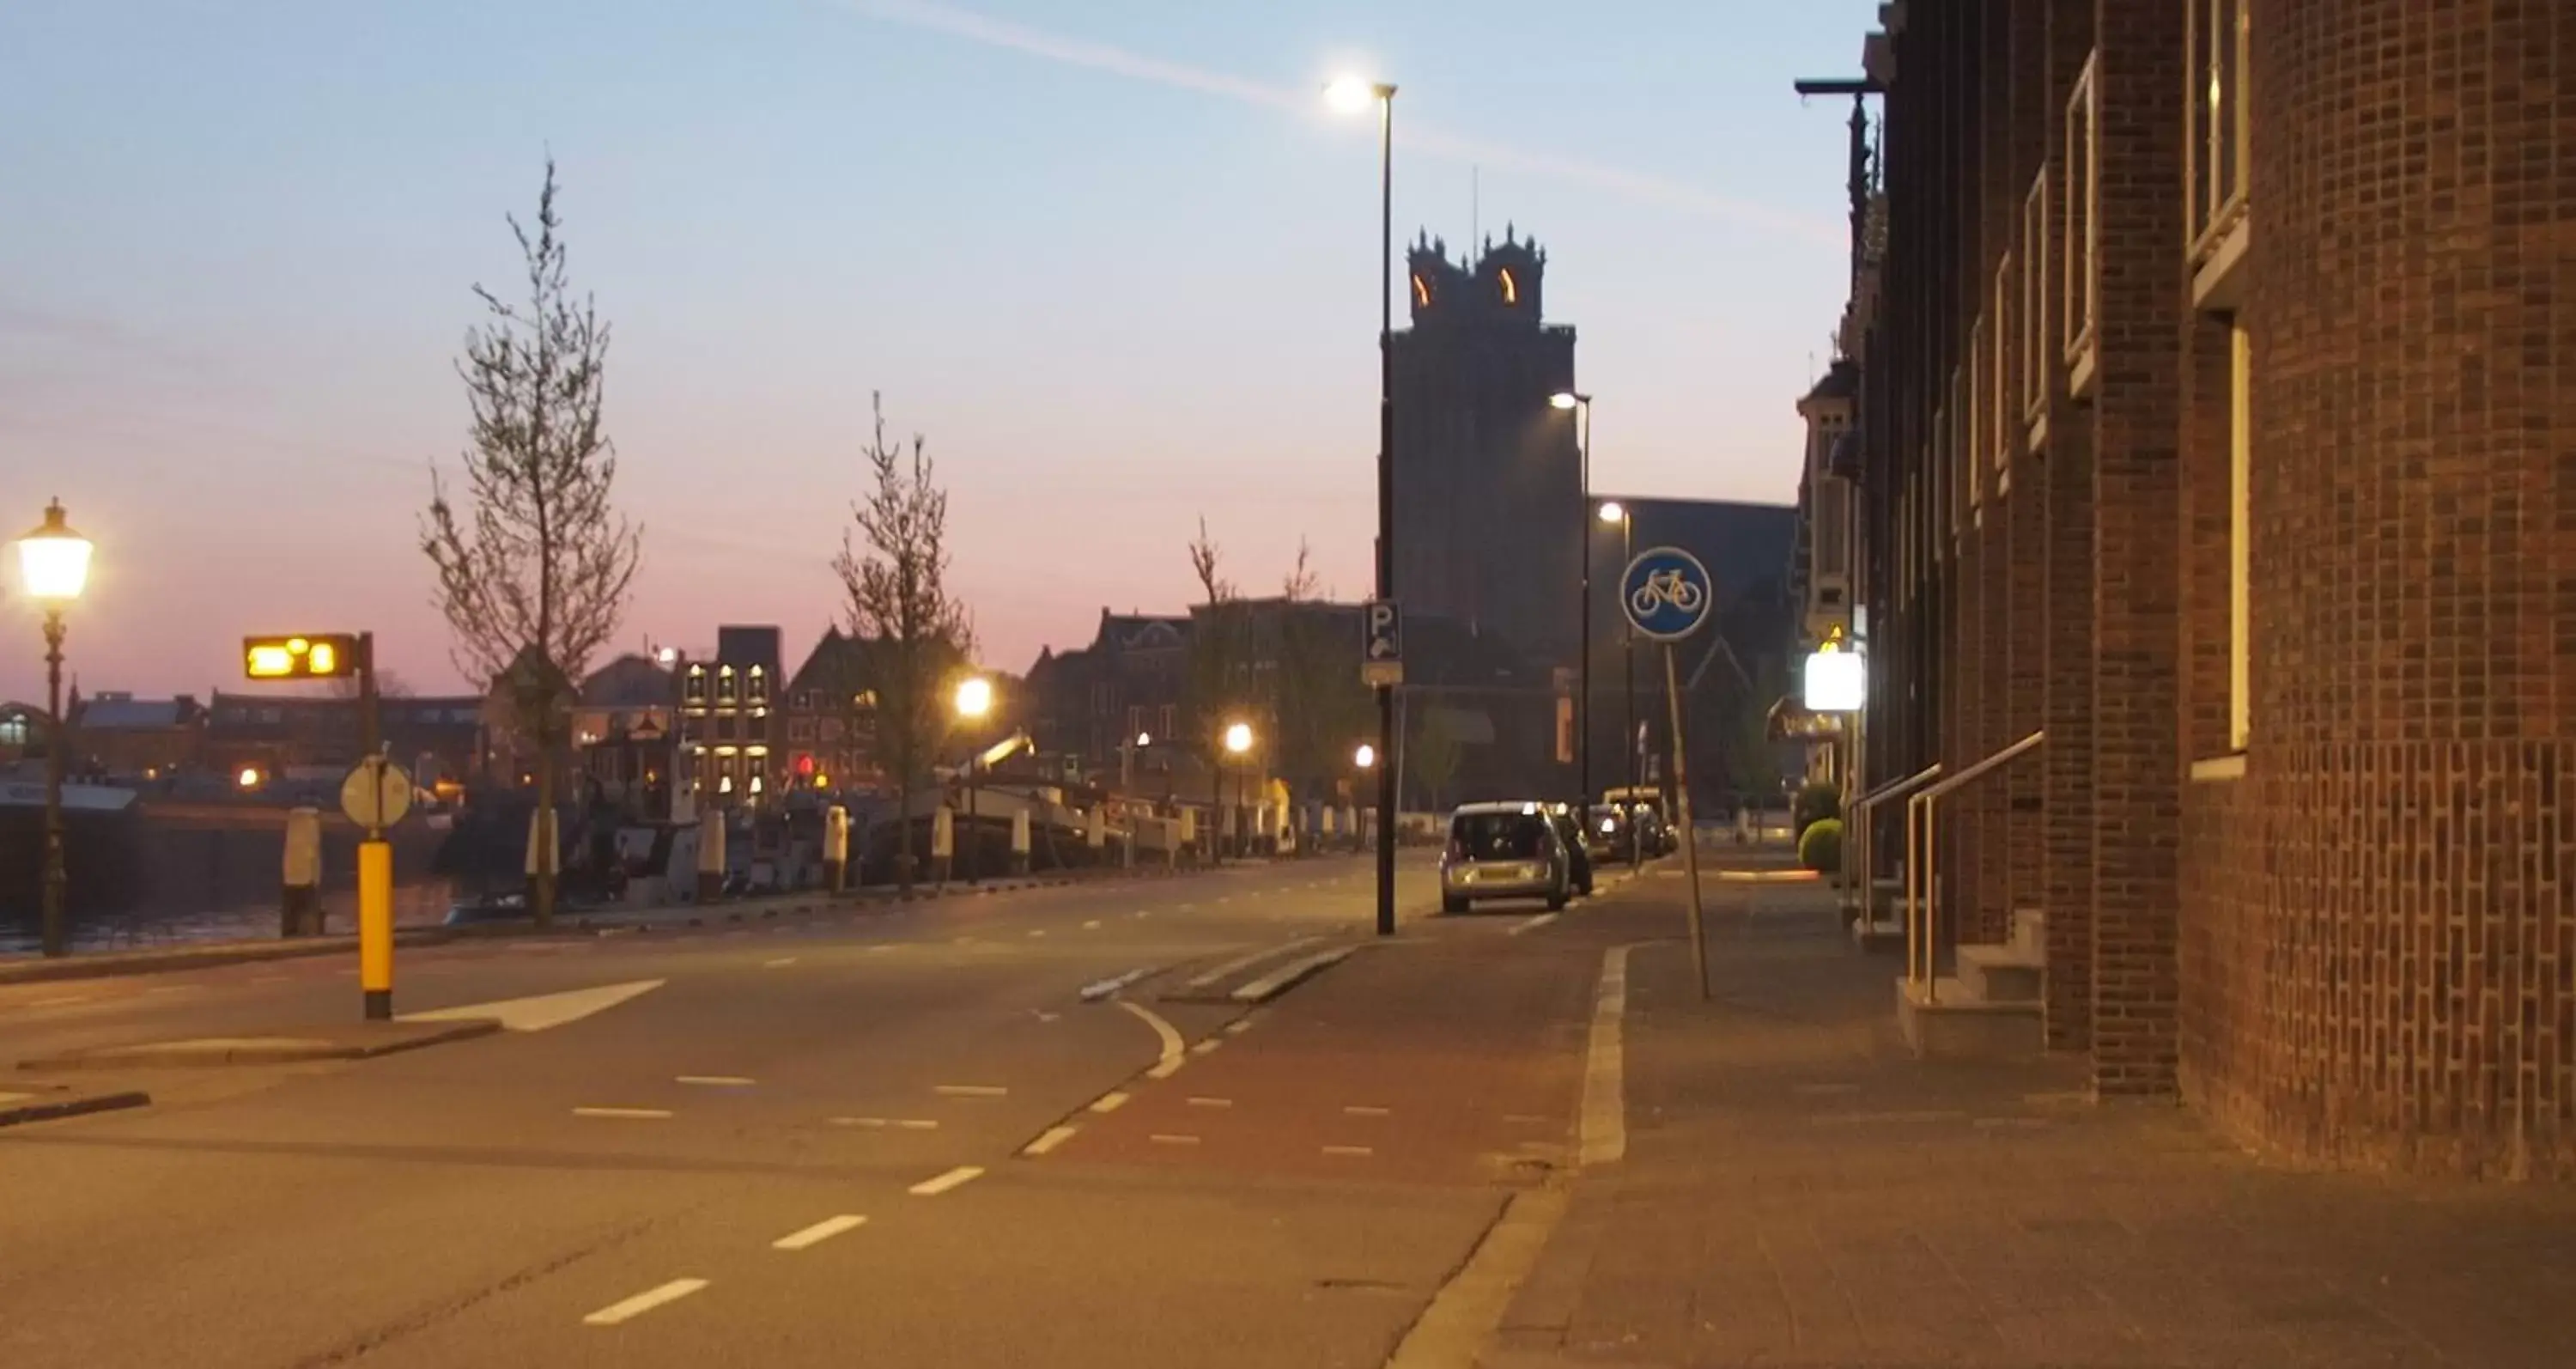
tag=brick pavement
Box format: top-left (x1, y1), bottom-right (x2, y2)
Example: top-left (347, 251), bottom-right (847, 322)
top-left (1490, 868), bottom-right (2576, 1369)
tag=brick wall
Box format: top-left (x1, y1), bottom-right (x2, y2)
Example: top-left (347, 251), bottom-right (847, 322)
top-left (2178, 0), bottom-right (2576, 1177)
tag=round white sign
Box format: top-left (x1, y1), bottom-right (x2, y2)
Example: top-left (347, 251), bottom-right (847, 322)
top-left (340, 758), bottom-right (414, 830)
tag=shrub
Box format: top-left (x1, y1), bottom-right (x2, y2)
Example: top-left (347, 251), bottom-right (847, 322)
top-left (1797, 817), bottom-right (1844, 877)
top-left (1792, 781), bottom-right (1842, 836)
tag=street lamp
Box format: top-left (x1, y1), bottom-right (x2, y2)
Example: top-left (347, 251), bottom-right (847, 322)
top-left (1326, 70), bottom-right (1400, 937)
top-left (1553, 392), bottom-right (1595, 821)
top-left (1596, 499), bottom-right (1639, 871)
top-left (1219, 721), bottom-right (1255, 861)
top-left (954, 676), bottom-right (993, 882)
top-left (1353, 743), bottom-right (1376, 770)
top-left (15, 499), bottom-right (93, 958)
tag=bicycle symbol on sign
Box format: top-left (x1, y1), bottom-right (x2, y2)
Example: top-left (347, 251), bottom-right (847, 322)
top-left (1628, 568), bottom-right (1705, 617)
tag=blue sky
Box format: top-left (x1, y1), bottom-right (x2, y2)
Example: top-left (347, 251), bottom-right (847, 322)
top-left (0, 0), bottom-right (1874, 701)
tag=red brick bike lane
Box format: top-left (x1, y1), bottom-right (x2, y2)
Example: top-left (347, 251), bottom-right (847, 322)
top-left (1036, 922), bottom-right (1601, 1190)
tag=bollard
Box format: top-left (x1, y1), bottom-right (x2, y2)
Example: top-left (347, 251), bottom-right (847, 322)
top-left (1177, 808), bottom-right (1198, 867)
top-left (823, 805), bottom-right (849, 894)
top-left (282, 806), bottom-right (322, 937)
top-left (1009, 808), bottom-right (1032, 876)
top-left (359, 838), bottom-right (392, 1019)
top-left (696, 806), bottom-right (726, 904)
top-left (1085, 806), bottom-right (1105, 851)
top-left (930, 806), bottom-right (955, 885)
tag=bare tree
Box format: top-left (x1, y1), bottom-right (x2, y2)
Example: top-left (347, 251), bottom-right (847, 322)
top-left (422, 159), bottom-right (641, 928)
top-left (323, 671), bottom-right (413, 701)
top-left (834, 392), bottom-right (973, 894)
top-left (1281, 537), bottom-right (1321, 602)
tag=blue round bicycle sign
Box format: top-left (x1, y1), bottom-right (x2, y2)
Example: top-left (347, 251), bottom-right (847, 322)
top-left (1620, 545), bottom-right (1715, 641)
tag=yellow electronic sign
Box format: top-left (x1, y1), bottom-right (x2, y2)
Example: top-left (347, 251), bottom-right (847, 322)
top-left (244, 633), bottom-right (362, 680)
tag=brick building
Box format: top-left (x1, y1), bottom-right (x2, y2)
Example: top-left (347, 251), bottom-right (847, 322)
top-left (1835, 0), bottom-right (2574, 1177)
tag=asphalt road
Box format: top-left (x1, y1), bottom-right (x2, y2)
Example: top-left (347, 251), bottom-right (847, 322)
top-left (0, 851), bottom-right (1624, 1369)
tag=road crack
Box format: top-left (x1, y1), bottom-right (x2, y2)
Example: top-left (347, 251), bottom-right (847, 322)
top-left (286, 1214), bottom-right (665, 1366)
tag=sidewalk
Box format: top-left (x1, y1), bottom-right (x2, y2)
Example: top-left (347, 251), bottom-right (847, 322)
top-left (1492, 862), bottom-right (2576, 1368)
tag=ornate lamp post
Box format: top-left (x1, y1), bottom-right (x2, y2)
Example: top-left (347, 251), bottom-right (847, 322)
top-left (16, 499), bottom-right (94, 958)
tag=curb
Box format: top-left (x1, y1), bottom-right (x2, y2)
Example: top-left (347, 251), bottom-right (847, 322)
top-left (0, 1085), bottom-right (152, 1129)
top-left (17, 1019), bottom-right (503, 1072)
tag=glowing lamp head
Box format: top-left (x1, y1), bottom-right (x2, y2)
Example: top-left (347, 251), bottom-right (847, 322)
top-left (1598, 501), bottom-right (1626, 525)
top-left (236, 767), bottom-right (261, 789)
top-left (1134, 732), bottom-right (1151, 747)
top-left (1353, 743), bottom-right (1376, 770)
top-left (1551, 392), bottom-right (1580, 411)
top-left (15, 499), bottom-right (93, 606)
top-left (953, 677), bottom-right (993, 720)
top-left (1223, 721), bottom-right (1254, 756)
top-left (1324, 76), bottom-right (1383, 113)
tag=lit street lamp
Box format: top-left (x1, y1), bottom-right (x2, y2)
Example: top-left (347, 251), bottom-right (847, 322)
top-left (1219, 721), bottom-right (1255, 861)
top-left (1353, 743), bottom-right (1376, 770)
top-left (1597, 499), bottom-right (1639, 872)
top-left (15, 499), bottom-right (94, 958)
top-left (1553, 392), bottom-right (1595, 819)
top-left (954, 676), bottom-right (993, 883)
top-left (1326, 70), bottom-right (1400, 938)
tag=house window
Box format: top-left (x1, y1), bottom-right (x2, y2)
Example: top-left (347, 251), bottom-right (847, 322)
top-left (1126, 704), bottom-right (1145, 739)
top-left (1965, 329), bottom-right (1985, 510)
top-left (787, 718), bottom-right (815, 744)
top-left (2022, 172), bottom-right (2048, 429)
top-left (684, 668), bottom-right (708, 704)
top-left (820, 717), bottom-right (845, 743)
top-left (1991, 262), bottom-right (2013, 480)
top-left (0, 716), bottom-right (25, 747)
top-left (2228, 322), bottom-right (2252, 751)
top-left (2190, 0), bottom-right (2250, 258)
top-left (2063, 52), bottom-right (2100, 397)
top-left (715, 669), bottom-right (738, 705)
top-left (746, 668), bottom-right (769, 705)
top-left (1157, 704), bottom-right (1176, 738)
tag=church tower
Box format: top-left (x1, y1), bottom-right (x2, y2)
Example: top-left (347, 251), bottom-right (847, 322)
top-left (1386, 225), bottom-right (1582, 666)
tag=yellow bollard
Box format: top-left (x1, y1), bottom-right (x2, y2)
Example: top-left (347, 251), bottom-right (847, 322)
top-left (359, 838), bottom-right (393, 1019)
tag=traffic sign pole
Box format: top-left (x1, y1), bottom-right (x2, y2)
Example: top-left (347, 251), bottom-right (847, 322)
top-left (355, 632), bottom-right (394, 1019)
top-left (1620, 547), bottom-right (1716, 1002)
top-left (1664, 643), bottom-right (1710, 1001)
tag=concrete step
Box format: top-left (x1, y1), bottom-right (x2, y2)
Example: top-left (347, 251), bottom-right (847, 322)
top-left (1851, 917), bottom-right (1905, 955)
top-left (1957, 942), bottom-right (2044, 1003)
top-left (1895, 976), bottom-right (2044, 1061)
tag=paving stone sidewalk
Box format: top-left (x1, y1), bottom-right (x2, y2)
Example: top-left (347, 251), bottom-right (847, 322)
top-left (1490, 871), bottom-right (2576, 1368)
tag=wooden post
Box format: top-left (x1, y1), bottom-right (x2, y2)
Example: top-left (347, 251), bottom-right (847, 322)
top-left (1665, 644), bottom-right (1710, 1001)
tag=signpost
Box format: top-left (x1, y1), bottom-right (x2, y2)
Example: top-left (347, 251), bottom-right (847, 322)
top-left (1619, 548), bottom-right (1715, 1001)
top-left (246, 630), bottom-right (400, 1019)
top-left (1362, 599), bottom-right (1403, 689)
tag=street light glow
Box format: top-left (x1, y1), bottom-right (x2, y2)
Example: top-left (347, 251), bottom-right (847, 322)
top-left (1223, 721), bottom-right (1254, 755)
top-left (1551, 392), bottom-right (1580, 411)
top-left (1599, 501), bottom-right (1627, 524)
top-left (15, 500), bottom-right (93, 605)
top-left (1324, 75), bottom-right (1385, 113)
top-left (1354, 743), bottom-right (1376, 770)
top-left (1134, 732), bottom-right (1151, 747)
top-left (953, 676), bottom-right (993, 720)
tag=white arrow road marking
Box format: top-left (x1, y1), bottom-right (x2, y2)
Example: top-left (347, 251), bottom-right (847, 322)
top-left (401, 979), bottom-right (666, 1033)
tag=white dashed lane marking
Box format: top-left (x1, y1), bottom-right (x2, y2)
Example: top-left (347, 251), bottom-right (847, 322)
top-left (829, 1116), bottom-right (939, 1130)
top-left (1090, 1092), bottom-right (1131, 1114)
top-left (582, 1278), bottom-right (708, 1326)
top-left (909, 1165), bottom-right (984, 1196)
top-left (572, 1107), bottom-right (672, 1120)
top-left (1024, 1125), bottom-right (1079, 1156)
top-left (771, 1215), bottom-right (867, 1251)
top-left (933, 1084), bottom-right (1007, 1098)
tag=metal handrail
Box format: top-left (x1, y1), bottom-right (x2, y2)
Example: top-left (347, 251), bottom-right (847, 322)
top-left (1848, 762), bottom-right (1943, 922)
top-left (1905, 729), bottom-right (2045, 1001)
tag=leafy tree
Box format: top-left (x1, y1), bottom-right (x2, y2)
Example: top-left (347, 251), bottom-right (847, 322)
top-left (422, 159), bottom-right (641, 928)
top-left (833, 392), bottom-right (973, 893)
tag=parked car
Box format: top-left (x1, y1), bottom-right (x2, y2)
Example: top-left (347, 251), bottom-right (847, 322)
top-left (1545, 804), bottom-right (1595, 897)
top-left (1585, 803), bottom-right (1637, 863)
top-left (1440, 801), bottom-right (1571, 913)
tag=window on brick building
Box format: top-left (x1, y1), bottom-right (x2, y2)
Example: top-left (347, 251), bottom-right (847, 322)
top-left (2228, 321), bottom-right (2252, 752)
top-left (1158, 703), bottom-right (1176, 738)
top-left (1965, 327), bottom-right (1984, 513)
top-left (2063, 52), bottom-right (2099, 397)
top-left (787, 718), bottom-right (814, 745)
top-left (1991, 263), bottom-right (2013, 484)
top-left (2022, 172), bottom-right (2048, 430)
top-left (2190, 0), bottom-right (2250, 259)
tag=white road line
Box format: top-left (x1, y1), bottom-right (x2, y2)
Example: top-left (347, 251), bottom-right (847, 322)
top-left (1082, 919), bottom-right (1102, 930)
top-left (1581, 944), bottom-right (1637, 1168)
top-left (1509, 912), bottom-right (1559, 936)
top-left (771, 1214), bottom-right (867, 1251)
top-left (1187, 1096), bottom-right (1232, 1109)
top-left (933, 1084), bottom-right (1008, 1098)
top-left (1133, 910), bottom-right (1151, 918)
top-left (908, 1165), bottom-right (983, 1196)
top-left (763, 957), bottom-right (799, 968)
top-left (1321, 1144), bottom-right (1374, 1157)
top-left (832, 1116), bottom-right (942, 1129)
top-left (582, 1278), bottom-right (708, 1326)
top-left (572, 1107), bottom-right (672, 1120)
top-left (1149, 1133), bottom-right (1200, 1146)
top-left (868, 944), bottom-right (894, 954)
top-left (1344, 1104), bottom-right (1391, 1117)
top-left (145, 985), bottom-right (201, 995)
top-left (249, 975), bottom-right (289, 983)
top-left (1223, 1015), bottom-right (1258, 1036)
top-left (1190, 1038), bottom-right (1222, 1056)
top-left (29, 995), bottom-right (90, 1007)
top-left (675, 1075), bottom-right (755, 1087)
top-left (1185, 935), bottom-right (1323, 989)
top-left (1382, 1187), bottom-right (1572, 1368)
top-left (1090, 1091), bottom-right (1131, 1114)
top-left (1230, 947), bottom-right (1352, 1002)
top-left (1115, 999), bottom-right (1187, 1074)
top-left (1145, 1056), bottom-right (1187, 1080)
top-left (1026, 928), bottom-right (1048, 938)
top-left (1023, 1124), bottom-right (1079, 1156)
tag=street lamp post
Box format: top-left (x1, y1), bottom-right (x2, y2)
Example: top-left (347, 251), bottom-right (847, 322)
top-left (15, 499), bottom-right (94, 958)
top-left (1219, 721), bottom-right (1255, 863)
top-left (1600, 500), bottom-right (1637, 872)
top-left (954, 676), bottom-right (993, 884)
top-left (1120, 730), bottom-right (1150, 793)
top-left (1328, 72), bottom-right (1400, 939)
top-left (1553, 392), bottom-right (1594, 818)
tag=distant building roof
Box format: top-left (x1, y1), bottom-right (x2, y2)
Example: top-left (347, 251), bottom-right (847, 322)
top-left (580, 654), bottom-right (673, 709)
top-left (76, 694), bottom-right (198, 730)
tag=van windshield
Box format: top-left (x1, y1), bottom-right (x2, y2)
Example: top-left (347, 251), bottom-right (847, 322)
top-left (1453, 812), bottom-right (1550, 861)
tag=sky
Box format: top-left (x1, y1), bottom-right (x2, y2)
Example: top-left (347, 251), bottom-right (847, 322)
top-left (0, 0), bottom-right (1874, 703)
